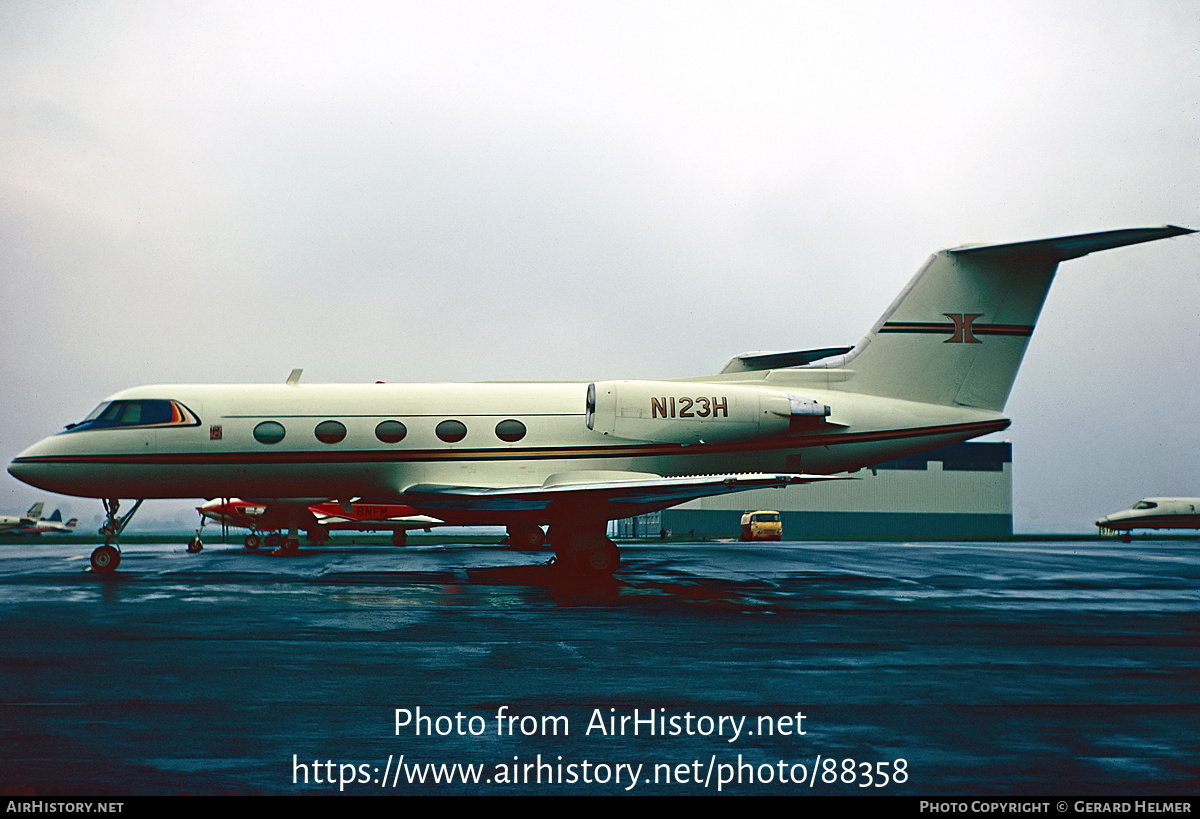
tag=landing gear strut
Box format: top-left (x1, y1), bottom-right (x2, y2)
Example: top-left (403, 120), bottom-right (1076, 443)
top-left (92, 498), bottom-right (143, 573)
top-left (188, 511), bottom-right (207, 553)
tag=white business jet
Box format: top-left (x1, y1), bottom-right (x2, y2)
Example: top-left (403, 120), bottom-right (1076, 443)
top-left (1096, 498), bottom-right (1200, 542)
top-left (9, 226), bottom-right (1193, 574)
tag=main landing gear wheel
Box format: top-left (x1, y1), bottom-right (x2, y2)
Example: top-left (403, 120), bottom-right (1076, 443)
top-left (575, 541), bottom-right (620, 575)
top-left (507, 524), bottom-right (546, 549)
top-left (273, 537), bottom-right (300, 555)
top-left (549, 527), bottom-right (621, 577)
top-left (392, 531), bottom-right (407, 547)
top-left (187, 537), bottom-right (204, 553)
top-left (264, 533), bottom-right (283, 549)
top-left (244, 534), bottom-right (261, 550)
top-left (90, 545), bottom-right (120, 573)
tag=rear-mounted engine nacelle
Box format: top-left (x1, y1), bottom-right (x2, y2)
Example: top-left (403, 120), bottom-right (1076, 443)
top-left (586, 381), bottom-right (829, 444)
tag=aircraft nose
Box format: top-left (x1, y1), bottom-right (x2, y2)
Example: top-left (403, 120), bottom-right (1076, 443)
top-left (8, 437), bottom-right (63, 492)
top-left (8, 456), bottom-right (38, 488)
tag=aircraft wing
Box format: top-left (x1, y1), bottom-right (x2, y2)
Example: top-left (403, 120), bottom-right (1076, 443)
top-left (396, 472), bottom-right (841, 516)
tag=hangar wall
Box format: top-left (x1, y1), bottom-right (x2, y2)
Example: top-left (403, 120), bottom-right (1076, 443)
top-left (652, 442), bottom-right (1012, 541)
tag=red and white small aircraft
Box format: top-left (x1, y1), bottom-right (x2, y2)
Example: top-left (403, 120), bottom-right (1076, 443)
top-left (0, 502), bottom-right (77, 535)
top-left (21, 508), bottom-right (78, 535)
top-left (195, 497), bottom-right (442, 550)
top-left (0, 502), bottom-right (45, 534)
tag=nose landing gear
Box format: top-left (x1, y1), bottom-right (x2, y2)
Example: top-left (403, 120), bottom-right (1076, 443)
top-left (92, 498), bottom-right (143, 573)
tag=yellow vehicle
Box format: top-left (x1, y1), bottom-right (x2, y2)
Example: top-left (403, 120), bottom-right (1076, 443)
top-left (740, 511), bottom-right (782, 541)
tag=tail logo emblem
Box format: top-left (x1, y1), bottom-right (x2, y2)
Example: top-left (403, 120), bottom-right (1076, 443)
top-left (878, 315), bottom-right (1034, 342)
top-left (945, 313), bottom-right (984, 344)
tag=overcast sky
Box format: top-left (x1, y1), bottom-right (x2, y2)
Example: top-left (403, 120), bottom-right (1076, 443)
top-left (2, 0), bottom-right (1198, 533)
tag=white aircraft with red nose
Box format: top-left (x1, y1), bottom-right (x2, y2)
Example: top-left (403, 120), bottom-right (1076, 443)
top-left (9, 226), bottom-right (1193, 574)
top-left (0, 502), bottom-right (44, 534)
top-left (195, 496), bottom-right (440, 549)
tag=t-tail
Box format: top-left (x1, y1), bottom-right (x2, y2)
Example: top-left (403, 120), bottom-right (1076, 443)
top-left (821, 226), bottom-right (1194, 411)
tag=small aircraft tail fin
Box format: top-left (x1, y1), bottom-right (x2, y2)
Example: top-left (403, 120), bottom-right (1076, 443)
top-left (47, 509), bottom-right (62, 522)
top-left (829, 226), bottom-right (1193, 411)
top-left (24, 501), bottom-right (44, 522)
top-left (65, 518), bottom-right (78, 529)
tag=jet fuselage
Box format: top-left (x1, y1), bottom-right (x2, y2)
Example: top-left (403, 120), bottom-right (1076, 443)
top-left (9, 377), bottom-right (1006, 524)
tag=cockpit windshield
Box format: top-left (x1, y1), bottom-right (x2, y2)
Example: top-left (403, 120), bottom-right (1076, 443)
top-left (1132, 500), bottom-right (1159, 510)
top-left (67, 400), bottom-right (199, 432)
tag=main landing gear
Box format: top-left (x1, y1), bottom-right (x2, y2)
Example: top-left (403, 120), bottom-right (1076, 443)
top-left (546, 525), bottom-right (620, 577)
top-left (506, 523), bottom-right (546, 550)
top-left (92, 498), bottom-right (144, 573)
top-left (241, 531), bottom-right (300, 553)
top-left (266, 530), bottom-right (301, 554)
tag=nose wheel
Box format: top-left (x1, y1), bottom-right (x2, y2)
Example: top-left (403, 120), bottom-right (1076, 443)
top-left (90, 544), bottom-right (121, 572)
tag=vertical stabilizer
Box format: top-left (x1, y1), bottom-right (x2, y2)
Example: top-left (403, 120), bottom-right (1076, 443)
top-left (833, 226), bottom-right (1193, 411)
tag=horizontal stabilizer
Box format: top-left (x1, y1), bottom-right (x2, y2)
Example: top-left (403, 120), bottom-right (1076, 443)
top-left (951, 225), bottom-right (1194, 262)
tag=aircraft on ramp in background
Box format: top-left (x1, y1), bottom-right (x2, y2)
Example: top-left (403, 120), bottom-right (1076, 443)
top-left (195, 497), bottom-right (441, 550)
top-left (20, 508), bottom-right (78, 535)
top-left (0, 503), bottom-right (77, 536)
top-left (0, 502), bottom-right (45, 534)
top-left (8, 225), bottom-right (1195, 574)
top-left (1096, 498), bottom-right (1200, 542)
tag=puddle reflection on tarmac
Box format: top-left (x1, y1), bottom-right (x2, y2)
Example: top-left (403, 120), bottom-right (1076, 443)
top-left (1, 538), bottom-right (1197, 795)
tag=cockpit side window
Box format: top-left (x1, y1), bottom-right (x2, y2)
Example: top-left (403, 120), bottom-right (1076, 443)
top-left (1133, 500), bottom-right (1158, 510)
top-left (67, 399), bottom-right (199, 432)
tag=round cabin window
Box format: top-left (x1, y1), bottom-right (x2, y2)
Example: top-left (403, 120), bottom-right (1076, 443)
top-left (315, 420), bottom-right (347, 444)
top-left (495, 419), bottom-right (526, 442)
top-left (375, 420), bottom-right (407, 443)
top-left (253, 421), bottom-right (286, 445)
top-left (435, 420), bottom-right (467, 443)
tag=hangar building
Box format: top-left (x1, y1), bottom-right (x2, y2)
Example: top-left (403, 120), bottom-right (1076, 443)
top-left (616, 441), bottom-right (1012, 541)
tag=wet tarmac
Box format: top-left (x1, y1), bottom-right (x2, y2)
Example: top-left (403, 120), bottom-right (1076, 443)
top-left (0, 537), bottom-right (1197, 795)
